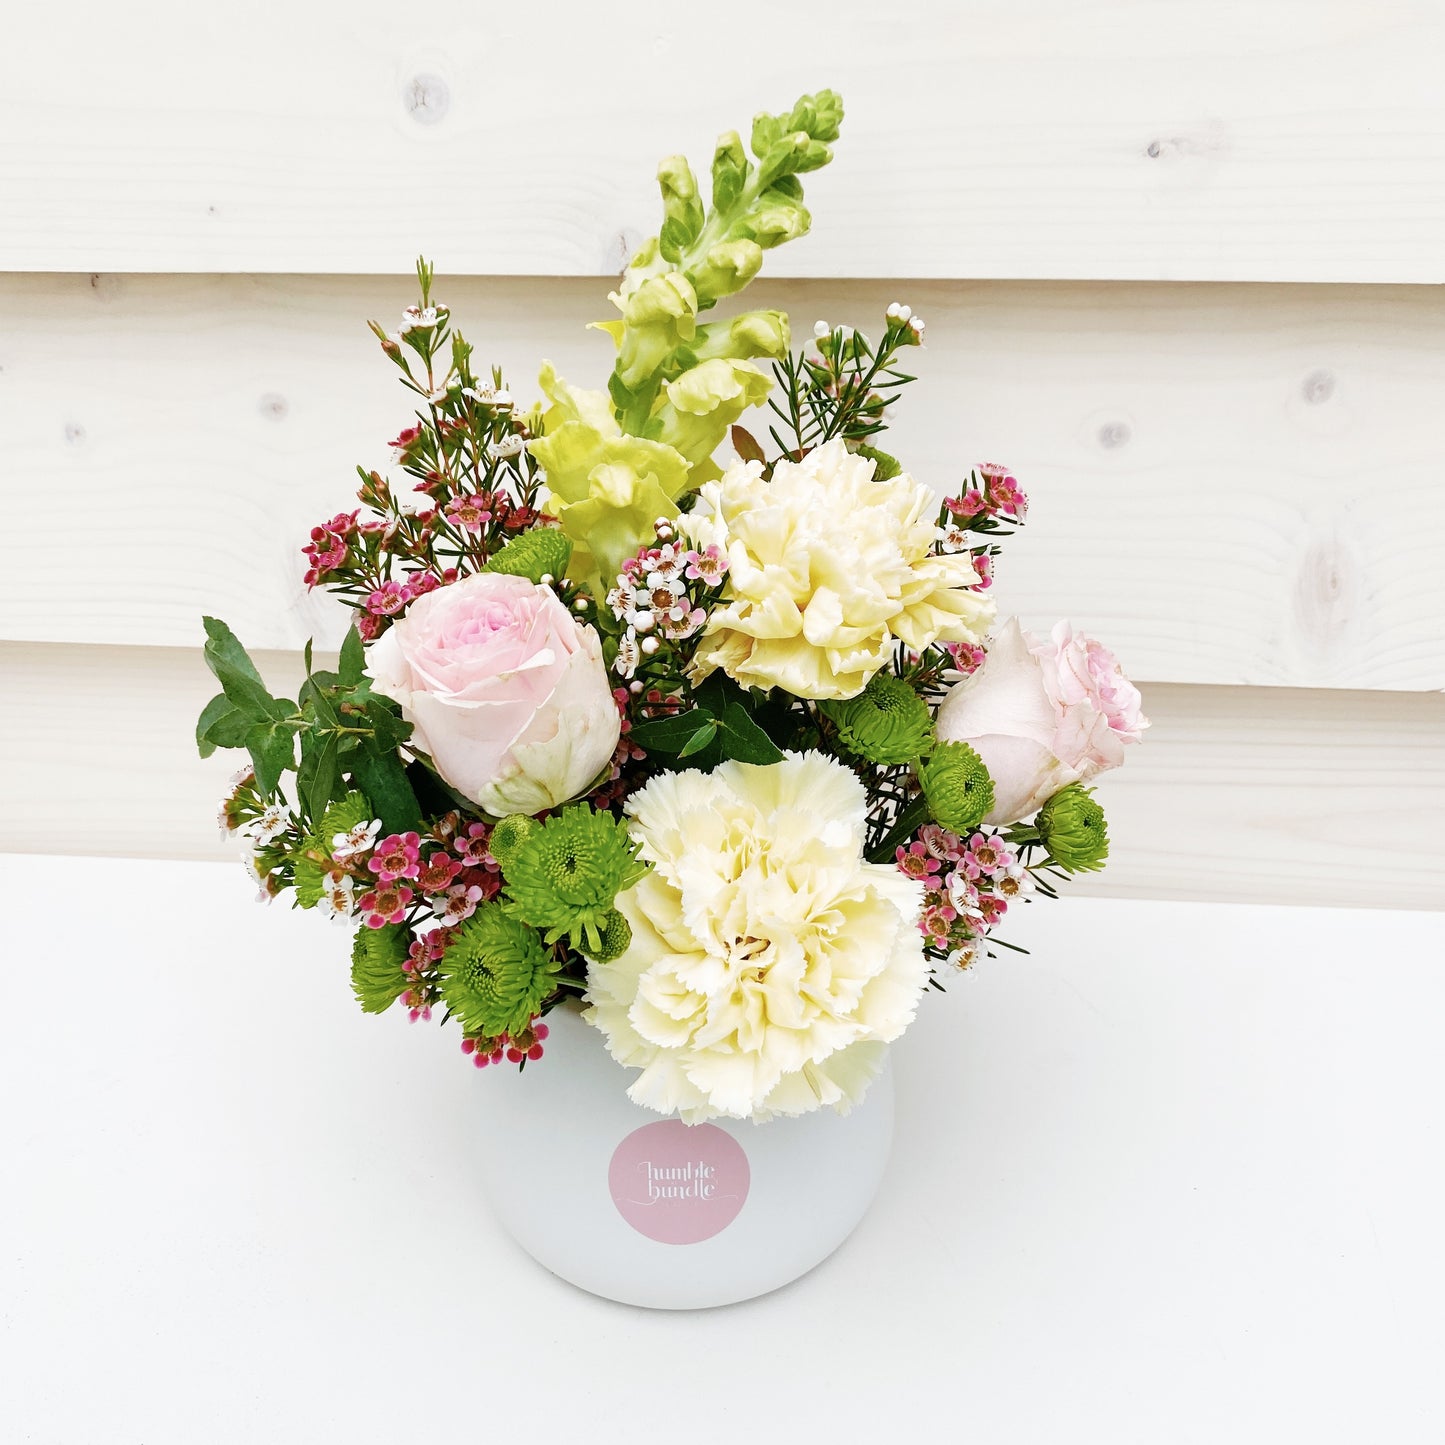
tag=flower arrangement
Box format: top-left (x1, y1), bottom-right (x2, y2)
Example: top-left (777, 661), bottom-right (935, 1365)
top-left (199, 92), bottom-right (1147, 1124)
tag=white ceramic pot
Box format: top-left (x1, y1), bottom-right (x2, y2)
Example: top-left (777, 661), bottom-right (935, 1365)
top-left (475, 1003), bottom-right (894, 1309)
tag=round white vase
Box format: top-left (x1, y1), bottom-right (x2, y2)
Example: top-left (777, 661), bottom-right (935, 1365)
top-left (475, 1003), bottom-right (894, 1310)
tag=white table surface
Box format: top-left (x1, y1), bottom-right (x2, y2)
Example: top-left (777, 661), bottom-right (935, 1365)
top-left (3, 855), bottom-right (1443, 1444)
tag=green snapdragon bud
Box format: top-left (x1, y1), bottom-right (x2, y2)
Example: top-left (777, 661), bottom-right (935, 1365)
top-left (687, 239), bottom-right (764, 307)
top-left (711, 129), bottom-right (750, 214)
top-left (616, 271), bottom-right (697, 387)
top-left (732, 198), bottom-right (811, 250)
top-left (648, 359), bottom-right (772, 467)
top-left (657, 155), bottom-right (705, 262)
top-left (757, 133), bottom-right (832, 189)
top-left (1037, 785), bottom-right (1110, 873)
top-left (691, 309), bottom-right (791, 364)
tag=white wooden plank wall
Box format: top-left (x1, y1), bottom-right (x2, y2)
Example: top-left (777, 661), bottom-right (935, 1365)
top-left (4, 275), bottom-right (1442, 691)
top-left (2, 1), bottom-right (1443, 281)
top-left (1, 3), bottom-right (1442, 909)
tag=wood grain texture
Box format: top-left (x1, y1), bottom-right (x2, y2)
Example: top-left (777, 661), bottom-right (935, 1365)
top-left (1, 1), bottom-right (1443, 281)
top-left (2, 272), bottom-right (1442, 689)
top-left (3, 640), bottom-right (1441, 909)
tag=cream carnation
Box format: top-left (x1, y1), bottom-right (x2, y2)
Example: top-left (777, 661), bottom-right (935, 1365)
top-left (584, 754), bottom-right (929, 1123)
top-left (683, 438), bottom-right (995, 700)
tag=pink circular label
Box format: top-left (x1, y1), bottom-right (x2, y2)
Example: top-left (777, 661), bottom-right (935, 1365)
top-left (609, 1120), bottom-right (750, 1244)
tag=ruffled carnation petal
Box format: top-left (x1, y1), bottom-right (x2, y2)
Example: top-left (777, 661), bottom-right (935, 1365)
top-left (683, 439), bottom-right (996, 701)
top-left (584, 754), bottom-right (927, 1123)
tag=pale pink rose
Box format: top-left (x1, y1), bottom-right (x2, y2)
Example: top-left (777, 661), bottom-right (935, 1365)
top-left (935, 617), bottom-right (1148, 823)
top-left (365, 572), bottom-right (621, 817)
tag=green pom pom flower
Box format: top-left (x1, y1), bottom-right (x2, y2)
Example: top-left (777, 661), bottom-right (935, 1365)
top-left (483, 528), bottom-right (573, 584)
top-left (588, 908), bottom-right (633, 963)
top-left (295, 791), bottom-right (378, 908)
top-left (503, 805), bottom-right (647, 952)
top-left (820, 673), bottom-right (933, 765)
top-left (351, 925), bottom-right (412, 1015)
top-left (439, 906), bottom-right (561, 1037)
top-left (487, 814), bottom-right (538, 872)
top-left (320, 791), bottom-right (373, 845)
top-left (293, 849), bottom-right (327, 908)
top-left (1037, 785), bottom-right (1109, 873)
top-left (919, 741), bottom-right (995, 834)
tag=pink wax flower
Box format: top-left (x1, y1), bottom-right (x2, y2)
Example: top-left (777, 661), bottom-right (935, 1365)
top-left (947, 492), bottom-right (990, 520)
top-left (453, 822), bottom-right (494, 867)
top-left (415, 851), bottom-right (463, 893)
top-left (433, 882), bottom-right (485, 923)
top-left (366, 580), bottom-right (413, 617)
top-left (946, 641), bottom-right (987, 677)
top-left (984, 470), bottom-right (1028, 520)
top-left (445, 494), bottom-right (493, 534)
top-left (369, 832), bottom-right (421, 882)
top-left (895, 841), bottom-right (941, 880)
top-left (357, 884), bottom-right (413, 928)
top-left (683, 544), bottom-right (729, 585)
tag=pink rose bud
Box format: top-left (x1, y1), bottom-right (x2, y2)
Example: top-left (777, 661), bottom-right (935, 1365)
top-left (364, 572), bottom-right (621, 817)
top-left (935, 617), bottom-right (1148, 824)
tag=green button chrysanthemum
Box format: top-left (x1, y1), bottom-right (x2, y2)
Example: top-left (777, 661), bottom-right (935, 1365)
top-left (588, 908), bottom-right (633, 963)
top-left (1036, 784), bottom-right (1110, 873)
top-left (919, 741), bottom-right (995, 834)
top-left (503, 805), bottom-right (647, 953)
top-left (351, 924), bottom-right (412, 1015)
top-left (439, 906), bottom-right (561, 1038)
top-left (487, 813), bottom-right (539, 872)
top-left (483, 527), bottom-right (573, 584)
top-left (820, 673), bottom-right (934, 766)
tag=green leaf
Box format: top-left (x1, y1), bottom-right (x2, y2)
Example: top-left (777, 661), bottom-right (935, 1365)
top-left (716, 702), bottom-right (784, 765)
top-left (677, 722), bottom-right (718, 758)
top-left (350, 747), bottom-right (421, 833)
top-left (361, 695), bottom-right (412, 754)
top-left (202, 616), bottom-right (289, 723)
top-left (351, 926), bottom-right (412, 1015)
top-left (338, 625), bottom-right (365, 685)
top-left (196, 692), bottom-right (249, 758)
top-left (297, 675), bottom-right (341, 727)
top-left (244, 719), bottom-right (297, 797)
top-left (628, 708), bottom-right (717, 754)
top-left (297, 729), bottom-right (341, 826)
